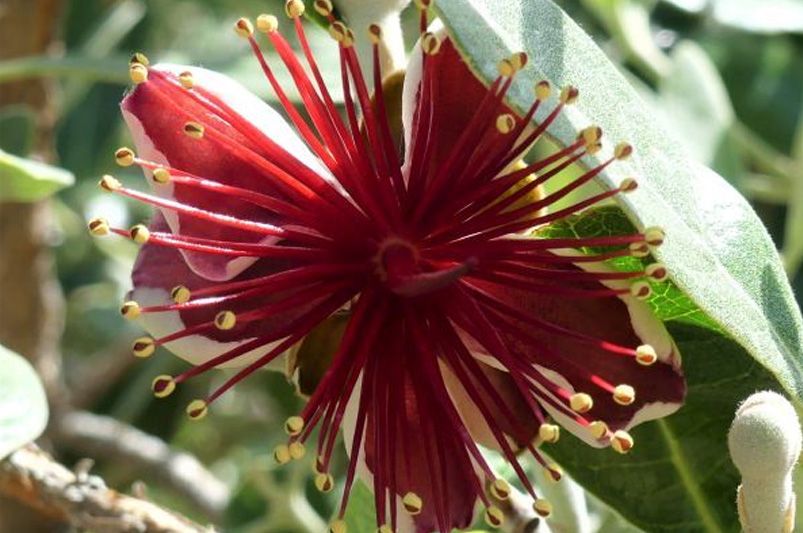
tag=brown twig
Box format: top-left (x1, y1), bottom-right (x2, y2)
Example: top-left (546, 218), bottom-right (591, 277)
top-left (51, 411), bottom-right (230, 522)
top-left (0, 445), bottom-right (217, 533)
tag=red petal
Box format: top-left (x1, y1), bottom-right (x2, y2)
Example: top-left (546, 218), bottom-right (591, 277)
top-left (343, 375), bottom-right (479, 533)
top-left (466, 262), bottom-right (685, 446)
top-left (130, 213), bottom-right (312, 369)
top-left (402, 30), bottom-right (507, 175)
top-left (122, 65), bottom-right (331, 281)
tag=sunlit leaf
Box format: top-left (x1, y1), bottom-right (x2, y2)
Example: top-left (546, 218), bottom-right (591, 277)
top-left (0, 148), bottom-right (74, 201)
top-left (0, 345), bottom-right (48, 460)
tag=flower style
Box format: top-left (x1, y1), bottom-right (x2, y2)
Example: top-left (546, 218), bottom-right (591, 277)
top-left (90, 1), bottom-right (686, 531)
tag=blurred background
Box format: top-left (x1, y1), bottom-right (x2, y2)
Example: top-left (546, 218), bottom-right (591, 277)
top-left (1, 0), bottom-right (802, 531)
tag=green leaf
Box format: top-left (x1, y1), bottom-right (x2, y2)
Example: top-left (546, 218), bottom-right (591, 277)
top-left (0, 345), bottom-right (48, 460)
top-left (653, 41), bottom-right (744, 184)
top-left (343, 481), bottom-right (377, 533)
top-left (0, 148), bottom-right (74, 201)
top-left (436, 0), bottom-right (803, 528)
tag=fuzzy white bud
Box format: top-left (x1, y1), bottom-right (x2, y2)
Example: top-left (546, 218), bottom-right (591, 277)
top-left (728, 391), bottom-right (800, 533)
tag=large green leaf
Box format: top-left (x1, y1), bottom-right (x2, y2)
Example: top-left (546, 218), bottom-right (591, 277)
top-left (435, 0), bottom-right (803, 529)
top-left (0, 148), bottom-right (74, 202)
top-left (0, 345), bottom-right (48, 460)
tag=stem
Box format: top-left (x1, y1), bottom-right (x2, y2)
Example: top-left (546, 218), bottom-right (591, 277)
top-left (0, 55), bottom-right (130, 84)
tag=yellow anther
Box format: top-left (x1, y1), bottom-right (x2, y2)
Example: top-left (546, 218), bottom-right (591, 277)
top-left (313, 0), bottom-right (333, 16)
top-left (115, 147), bottom-right (135, 166)
top-left (152, 167), bottom-right (171, 184)
top-left (129, 224), bottom-right (150, 244)
top-left (133, 337), bottom-right (156, 358)
top-left (588, 420), bottom-right (609, 439)
top-left (569, 392), bottom-right (593, 413)
top-left (613, 384), bottom-right (636, 406)
top-left (560, 85), bottom-right (579, 104)
top-left (289, 441), bottom-right (306, 460)
top-left (171, 285), bottom-right (191, 304)
top-left (402, 492), bottom-right (423, 515)
top-left (329, 520), bottom-right (347, 533)
top-left (214, 310), bottom-right (237, 330)
top-left (257, 14), bottom-right (279, 33)
top-left (534, 80), bottom-right (551, 101)
top-left (611, 429), bottom-right (634, 454)
top-left (129, 63), bottom-right (148, 84)
top-left (151, 374), bottom-right (176, 398)
top-left (496, 114), bottom-right (516, 134)
top-left (533, 498), bottom-right (553, 518)
top-left (619, 177), bottom-right (639, 192)
top-left (484, 505), bottom-right (505, 528)
top-left (234, 17), bottom-right (254, 38)
top-left (614, 142), bottom-right (633, 160)
top-left (120, 301), bottom-right (141, 319)
top-left (645, 263), bottom-right (668, 282)
top-left (635, 344), bottom-right (658, 366)
top-left (99, 174), bottom-right (121, 192)
top-left (644, 226), bottom-right (665, 246)
top-left (129, 52), bottom-right (150, 66)
top-left (579, 126), bottom-right (602, 145)
top-left (285, 0), bottom-right (306, 18)
top-left (88, 217), bottom-right (110, 236)
top-left (186, 399), bottom-right (209, 420)
top-left (285, 416), bottom-right (305, 436)
top-left (421, 32), bottom-right (441, 55)
top-left (510, 51), bottom-right (528, 71)
top-left (414, 0), bottom-right (432, 10)
top-left (328, 21), bottom-right (349, 43)
top-left (546, 463), bottom-right (563, 482)
top-left (368, 24), bottom-right (382, 44)
top-left (183, 121), bottom-right (205, 139)
top-left (497, 58), bottom-right (516, 77)
top-left (630, 281), bottom-right (652, 300)
top-left (490, 478), bottom-right (511, 500)
top-left (586, 141), bottom-right (602, 155)
top-left (178, 71), bottom-right (194, 89)
top-left (273, 444), bottom-right (291, 465)
top-left (315, 472), bottom-right (334, 492)
top-left (538, 423), bottom-right (560, 444)
top-left (629, 241), bottom-right (650, 258)
top-left (376, 525), bottom-right (393, 533)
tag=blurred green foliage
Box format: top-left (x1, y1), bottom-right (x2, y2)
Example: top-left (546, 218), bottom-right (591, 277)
top-left (2, 0), bottom-right (803, 530)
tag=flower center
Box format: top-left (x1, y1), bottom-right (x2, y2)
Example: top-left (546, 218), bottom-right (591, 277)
top-left (378, 238), bottom-right (419, 282)
top-left (377, 238), bottom-right (473, 297)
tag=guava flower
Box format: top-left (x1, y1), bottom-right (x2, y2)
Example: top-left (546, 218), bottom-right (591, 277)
top-left (89, 1), bottom-right (685, 531)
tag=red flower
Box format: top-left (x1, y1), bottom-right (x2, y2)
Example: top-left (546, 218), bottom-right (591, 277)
top-left (91, 2), bottom-right (685, 531)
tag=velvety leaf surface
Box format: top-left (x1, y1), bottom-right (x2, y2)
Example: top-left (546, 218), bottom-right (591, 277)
top-left (0, 345), bottom-right (48, 460)
top-left (436, 0), bottom-right (803, 401)
top-left (0, 148), bottom-right (74, 202)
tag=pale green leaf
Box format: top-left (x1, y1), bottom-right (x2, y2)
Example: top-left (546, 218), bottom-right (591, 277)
top-left (0, 345), bottom-right (49, 460)
top-left (0, 148), bottom-right (74, 201)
